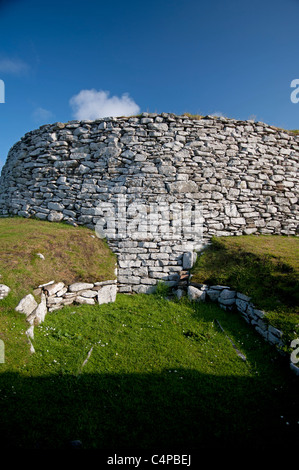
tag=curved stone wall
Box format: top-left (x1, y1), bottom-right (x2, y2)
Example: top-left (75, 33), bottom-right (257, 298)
top-left (0, 113), bottom-right (298, 292)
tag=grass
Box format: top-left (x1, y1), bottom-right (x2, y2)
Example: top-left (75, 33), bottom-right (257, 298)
top-left (0, 216), bottom-right (116, 370)
top-left (0, 217), bottom-right (116, 298)
top-left (191, 235), bottom-right (299, 344)
top-left (182, 113), bottom-right (204, 120)
top-left (0, 219), bottom-right (298, 450)
top-left (0, 292), bottom-right (298, 450)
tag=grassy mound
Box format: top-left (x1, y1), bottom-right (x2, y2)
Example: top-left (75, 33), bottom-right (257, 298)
top-left (0, 217), bottom-right (116, 298)
top-left (191, 235), bottom-right (299, 342)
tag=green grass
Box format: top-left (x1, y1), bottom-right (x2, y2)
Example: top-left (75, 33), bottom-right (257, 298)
top-left (0, 219), bottom-right (298, 449)
top-left (191, 235), bottom-right (299, 344)
top-left (0, 292), bottom-right (298, 450)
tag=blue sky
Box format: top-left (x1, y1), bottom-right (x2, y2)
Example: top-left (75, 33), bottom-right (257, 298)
top-left (0, 0), bottom-right (298, 170)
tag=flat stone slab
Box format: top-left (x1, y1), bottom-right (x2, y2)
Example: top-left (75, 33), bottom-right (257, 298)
top-left (15, 294), bottom-right (38, 316)
top-left (188, 285), bottom-right (206, 302)
top-left (97, 284), bottom-right (117, 304)
top-left (45, 282), bottom-right (65, 296)
top-left (69, 282), bottom-right (94, 292)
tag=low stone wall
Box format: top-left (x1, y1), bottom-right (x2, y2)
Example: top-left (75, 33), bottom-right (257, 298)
top-left (13, 279), bottom-right (117, 353)
top-left (37, 279), bottom-right (117, 312)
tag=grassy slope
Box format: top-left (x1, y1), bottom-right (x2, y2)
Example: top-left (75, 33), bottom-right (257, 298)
top-left (0, 217), bottom-right (116, 369)
top-left (191, 235), bottom-right (299, 342)
top-left (0, 217), bottom-right (116, 295)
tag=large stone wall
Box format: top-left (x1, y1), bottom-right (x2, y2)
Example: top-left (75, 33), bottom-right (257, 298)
top-left (0, 113), bottom-right (298, 293)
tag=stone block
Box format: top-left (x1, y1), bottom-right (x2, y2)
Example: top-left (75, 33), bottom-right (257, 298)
top-left (45, 282), bottom-right (65, 296)
top-left (188, 286), bottom-right (206, 302)
top-left (15, 294), bottom-right (38, 316)
top-left (218, 298), bottom-right (235, 306)
top-left (97, 284), bottom-right (117, 304)
top-left (218, 289), bottom-right (236, 300)
top-left (76, 296), bottom-right (96, 305)
top-left (236, 292), bottom-right (251, 302)
top-left (183, 251), bottom-right (194, 270)
top-left (206, 289), bottom-right (221, 301)
top-left (235, 298), bottom-right (248, 313)
top-left (69, 282), bottom-right (94, 292)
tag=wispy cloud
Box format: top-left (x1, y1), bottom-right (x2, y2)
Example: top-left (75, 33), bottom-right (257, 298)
top-left (32, 107), bottom-right (54, 123)
top-left (0, 57), bottom-right (30, 75)
top-left (69, 89), bottom-right (140, 120)
top-left (210, 111), bottom-right (225, 118)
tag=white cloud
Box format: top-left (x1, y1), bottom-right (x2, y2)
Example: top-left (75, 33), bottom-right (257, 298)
top-left (32, 107), bottom-right (54, 123)
top-left (0, 57), bottom-right (29, 75)
top-left (210, 111), bottom-right (225, 118)
top-left (69, 89), bottom-right (140, 120)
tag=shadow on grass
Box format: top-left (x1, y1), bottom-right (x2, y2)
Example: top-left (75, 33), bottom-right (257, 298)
top-left (0, 365), bottom-right (298, 450)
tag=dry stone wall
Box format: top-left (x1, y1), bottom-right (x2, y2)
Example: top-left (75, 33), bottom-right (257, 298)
top-left (0, 113), bottom-right (298, 292)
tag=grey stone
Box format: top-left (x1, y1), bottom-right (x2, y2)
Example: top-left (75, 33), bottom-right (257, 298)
top-left (290, 362), bottom-right (299, 376)
top-left (255, 326), bottom-right (268, 339)
top-left (235, 298), bottom-right (248, 313)
top-left (206, 289), bottom-right (221, 301)
top-left (218, 297), bottom-right (235, 306)
top-left (15, 294), bottom-right (38, 316)
top-left (56, 287), bottom-right (68, 297)
top-left (225, 203), bottom-right (239, 217)
top-left (167, 181), bottom-right (198, 194)
top-left (0, 284), bottom-right (10, 299)
top-left (210, 285), bottom-right (231, 290)
top-left (236, 292), bottom-right (251, 302)
top-left (218, 289), bottom-right (236, 300)
top-left (94, 280), bottom-right (117, 286)
top-left (268, 331), bottom-right (283, 346)
top-left (254, 309), bottom-right (265, 319)
top-left (28, 293), bottom-right (47, 325)
top-left (26, 325), bottom-right (34, 340)
top-left (97, 284), bottom-right (117, 304)
top-left (175, 288), bottom-right (185, 299)
top-left (79, 289), bottom-right (98, 298)
top-left (69, 282), bottom-right (94, 292)
top-left (46, 296), bottom-right (64, 306)
top-left (183, 251), bottom-right (194, 270)
top-left (76, 296), bottom-right (96, 305)
top-left (48, 202), bottom-right (64, 211)
top-left (133, 284), bottom-right (156, 294)
top-left (268, 325), bottom-right (283, 338)
top-left (44, 282), bottom-right (65, 296)
top-left (38, 280), bottom-right (55, 288)
top-left (188, 286), bottom-right (206, 302)
top-left (48, 211), bottom-right (64, 222)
